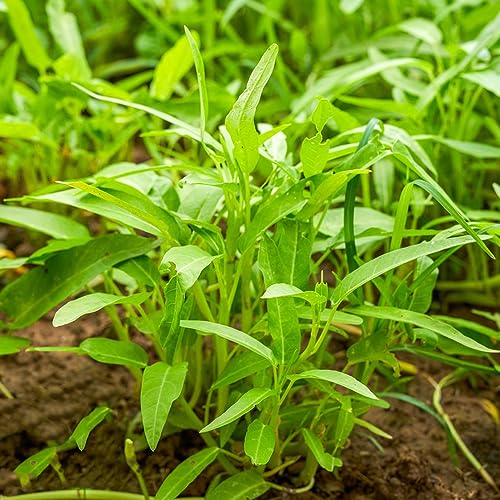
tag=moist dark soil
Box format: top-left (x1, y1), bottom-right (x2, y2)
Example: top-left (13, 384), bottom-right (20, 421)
top-left (0, 314), bottom-right (499, 499)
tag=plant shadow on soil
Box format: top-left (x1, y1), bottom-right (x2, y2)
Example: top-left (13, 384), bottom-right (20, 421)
top-left (0, 313), bottom-right (499, 500)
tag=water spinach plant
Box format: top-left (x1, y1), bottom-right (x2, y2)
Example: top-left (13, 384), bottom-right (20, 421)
top-left (1, 18), bottom-right (499, 500)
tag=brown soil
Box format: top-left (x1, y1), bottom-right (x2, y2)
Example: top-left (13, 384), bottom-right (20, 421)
top-left (0, 315), bottom-right (499, 499)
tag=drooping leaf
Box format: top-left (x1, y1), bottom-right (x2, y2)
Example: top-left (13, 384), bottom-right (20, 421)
top-left (0, 235), bottom-right (154, 329)
top-left (291, 370), bottom-right (378, 400)
top-left (181, 320), bottom-right (275, 365)
top-left (398, 17), bottom-right (442, 46)
top-left (225, 44), bottom-right (279, 173)
top-left (200, 388), bottom-right (274, 433)
top-left (0, 205), bottom-right (90, 240)
top-left (141, 362), bottom-right (188, 451)
top-left (156, 447), bottom-right (219, 500)
top-left (80, 338), bottom-right (148, 368)
top-left (160, 245), bottom-right (216, 291)
top-left (347, 305), bottom-right (498, 353)
top-left (151, 34), bottom-right (195, 101)
top-left (67, 407), bottom-right (111, 451)
top-left (244, 419), bottom-right (275, 466)
top-left (206, 471), bottom-right (271, 500)
top-left (14, 447), bottom-right (57, 488)
top-left (462, 70), bottom-right (500, 98)
top-left (53, 292), bottom-right (150, 327)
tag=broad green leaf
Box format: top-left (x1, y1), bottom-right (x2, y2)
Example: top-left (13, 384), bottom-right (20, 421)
top-left (67, 407), bottom-right (111, 451)
top-left (46, 0), bottom-right (90, 79)
top-left (303, 429), bottom-right (342, 471)
top-left (244, 419), bottom-right (275, 465)
top-left (160, 245), bottom-right (216, 291)
top-left (0, 235), bottom-right (154, 329)
top-left (211, 351), bottom-right (269, 390)
top-left (267, 296), bottom-right (301, 364)
top-left (292, 370), bottom-right (378, 400)
top-left (14, 447), bottom-right (57, 487)
top-left (156, 447), bottom-right (219, 500)
top-left (300, 132), bottom-right (329, 178)
top-left (53, 292), bottom-right (149, 327)
top-left (331, 234), bottom-right (491, 307)
top-left (5, 0), bottom-right (51, 73)
top-left (347, 305), bottom-right (498, 353)
top-left (200, 388), bottom-right (274, 433)
top-left (0, 205), bottom-right (90, 240)
top-left (462, 70), bottom-right (500, 98)
top-left (312, 98), bottom-right (359, 133)
top-left (262, 283), bottom-right (326, 306)
top-left (151, 34), bottom-right (194, 101)
top-left (225, 44), bottom-right (278, 173)
top-left (415, 135), bottom-right (500, 159)
top-left (0, 335), bottom-right (30, 355)
top-left (181, 320), bottom-right (275, 365)
top-left (206, 471), bottom-right (270, 500)
top-left (239, 180), bottom-right (308, 252)
top-left (434, 316), bottom-right (499, 342)
top-left (141, 362), bottom-right (188, 451)
top-left (159, 276), bottom-right (185, 360)
top-left (72, 83), bottom-right (223, 153)
top-left (0, 121), bottom-right (49, 142)
top-left (80, 338), bottom-right (148, 368)
top-left (399, 18), bottom-right (442, 46)
top-left (116, 255), bottom-right (161, 288)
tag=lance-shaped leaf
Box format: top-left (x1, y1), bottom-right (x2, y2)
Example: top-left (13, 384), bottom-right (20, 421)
top-left (303, 429), bottom-right (342, 472)
top-left (331, 234), bottom-right (491, 307)
top-left (291, 370), bottom-right (378, 400)
top-left (181, 320), bottom-right (275, 365)
top-left (80, 338), bottom-right (148, 368)
top-left (262, 283), bottom-right (326, 306)
top-left (159, 276), bottom-right (185, 360)
top-left (156, 447), bottom-right (219, 500)
top-left (53, 292), bottom-right (150, 327)
top-left (225, 44), bottom-right (278, 173)
top-left (206, 471), bottom-right (271, 500)
top-left (0, 235), bottom-right (154, 329)
top-left (212, 351), bottom-right (270, 390)
top-left (244, 419), bottom-right (275, 465)
top-left (0, 205), bottom-right (89, 240)
top-left (141, 362), bottom-right (188, 450)
top-left (67, 406), bottom-right (111, 451)
top-left (200, 388), bottom-right (274, 433)
top-left (14, 447), bottom-right (57, 488)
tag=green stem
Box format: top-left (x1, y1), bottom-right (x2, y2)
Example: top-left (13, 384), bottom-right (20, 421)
top-left (0, 491), bottom-right (146, 500)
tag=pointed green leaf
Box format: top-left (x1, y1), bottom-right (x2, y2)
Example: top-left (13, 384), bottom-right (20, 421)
top-left (206, 471), bottom-right (271, 500)
top-left (14, 447), bottom-right (57, 487)
top-left (151, 34), bottom-right (194, 101)
top-left (303, 429), bottom-right (341, 471)
top-left (211, 351), bottom-right (269, 390)
top-left (262, 283), bottom-right (326, 306)
top-left (225, 44), bottom-right (278, 173)
top-left (331, 234), bottom-right (492, 307)
top-left (160, 245), bottom-right (216, 291)
top-left (0, 235), bottom-right (154, 329)
top-left (347, 305), bottom-right (499, 353)
top-left (141, 362), bottom-right (188, 451)
top-left (462, 70), bottom-right (500, 98)
top-left (181, 320), bottom-right (275, 365)
top-left (53, 292), bottom-right (149, 327)
top-left (0, 336), bottom-right (30, 355)
top-left (200, 388), bottom-right (274, 433)
top-left (244, 419), bottom-right (275, 465)
top-left (80, 338), bottom-right (148, 368)
top-left (292, 370), bottom-right (378, 400)
top-left (0, 205), bottom-right (90, 240)
top-left (156, 447), bottom-right (219, 500)
top-left (159, 276), bottom-right (185, 360)
top-left (67, 406), bottom-right (111, 451)
top-left (267, 297), bottom-right (301, 364)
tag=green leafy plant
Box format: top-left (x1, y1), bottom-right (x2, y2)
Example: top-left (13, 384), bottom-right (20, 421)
top-left (1, 2), bottom-right (499, 499)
